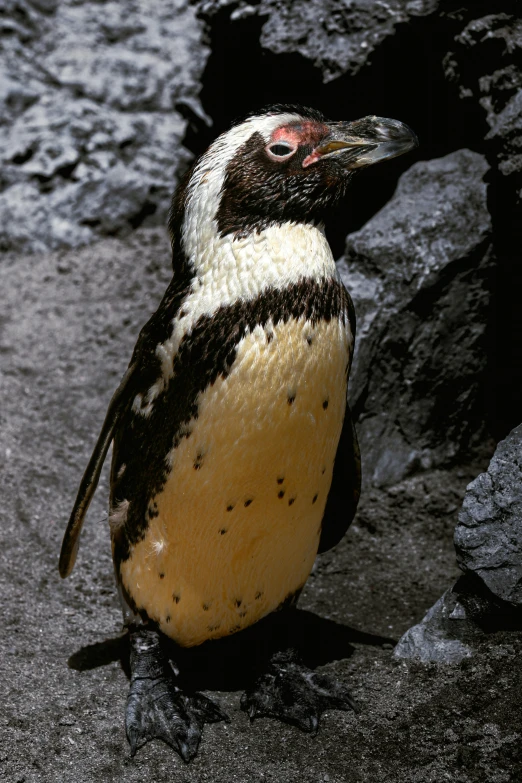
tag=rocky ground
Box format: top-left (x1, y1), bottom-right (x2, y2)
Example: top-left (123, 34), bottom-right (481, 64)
top-left (1, 230), bottom-right (521, 783)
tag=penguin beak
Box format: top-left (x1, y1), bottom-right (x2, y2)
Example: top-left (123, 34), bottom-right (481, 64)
top-left (303, 116), bottom-right (418, 169)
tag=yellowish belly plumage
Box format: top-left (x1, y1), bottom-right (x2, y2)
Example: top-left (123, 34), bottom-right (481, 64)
top-left (119, 314), bottom-right (350, 646)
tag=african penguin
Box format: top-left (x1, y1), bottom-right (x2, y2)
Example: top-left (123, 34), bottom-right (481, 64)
top-left (59, 105), bottom-right (417, 761)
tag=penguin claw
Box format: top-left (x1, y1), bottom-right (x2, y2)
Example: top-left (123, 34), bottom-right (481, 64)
top-left (126, 628), bottom-right (229, 761)
top-left (241, 648), bottom-right (357, 733)
top-left (127, 729), bottom-right (139, 758)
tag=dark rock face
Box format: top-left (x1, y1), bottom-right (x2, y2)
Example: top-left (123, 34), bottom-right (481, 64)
top-left (444, 11), bottom-right (522, 440)
top-left (444, 13), bottom-right (522, 183)
top-left (455, 423), bottom-right (522, 606)
top-left (338, 149), bottom-right (493, 486)
top-left (0, 0), bottom-right (208, 252)
top-left (198, 0), bottom-right (439, 82)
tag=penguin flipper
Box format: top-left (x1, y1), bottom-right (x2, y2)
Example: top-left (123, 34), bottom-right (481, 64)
top-left (317, 405), bottom-right (361, 554)
top-left (59, 363), bottom-right (138, 578)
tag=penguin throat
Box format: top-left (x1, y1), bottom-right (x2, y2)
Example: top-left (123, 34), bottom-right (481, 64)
top-left (186, 221), bottom-right (337, 304)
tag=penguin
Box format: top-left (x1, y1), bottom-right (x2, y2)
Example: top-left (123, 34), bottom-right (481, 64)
top-left (59, 105), bottom-right (417, 761)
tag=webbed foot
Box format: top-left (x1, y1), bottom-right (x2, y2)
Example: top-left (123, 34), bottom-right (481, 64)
top-left (240, 648), bottom-right (358, 734)
top-left (126, 628), bottom-right (229, 761)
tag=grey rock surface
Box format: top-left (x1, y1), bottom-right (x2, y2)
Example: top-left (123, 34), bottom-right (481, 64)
top-left (197, 0), bottom-right (439, 82)
top-left (393, 588), bottom-right (472, 664)
top-left (338, 149), bottom-right (493, 487)
top-left (0, 0), bottom-right (208, 252)
top-left (455, 423), bottom-right (522, 606)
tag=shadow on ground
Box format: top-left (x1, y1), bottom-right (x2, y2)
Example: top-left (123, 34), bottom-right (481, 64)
top-left (68, 609), bottom-right (396, 692)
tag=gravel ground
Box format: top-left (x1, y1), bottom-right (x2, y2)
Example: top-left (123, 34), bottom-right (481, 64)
top-left (1, 229), bottom-right (520, 783)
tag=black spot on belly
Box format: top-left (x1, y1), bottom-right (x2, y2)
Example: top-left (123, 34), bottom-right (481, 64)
top-left (159, 572), bottom-right (165, 579)
top-left (226, 504), bottom-right (234, 512)
top-left (220, 528), bottom-right (227, 535)
top-left (306, 336), bottom-right (313, 346)
top-left (244, 498), bottom-right (253, 507)
top-left (266, 331), bottom-right (274, 343)
top-left (278, 490), bottom-right (285, 499)
top-left (276, 477), bottom-right (284, 484)
top-left (166, 615), bottom-right (171, 623)
top-left (239, 610), bottom-right (247, 618)
top-left (323, 399), bottom-right (329, 410)
top-left (255, 591), bottom-right (263, 600)
top-left (288, 497), bottom-right (295, 506)
top-left (202, 603), bottom-right (210, 611)
top-left (287, 394), bottom-right (295, 405)
top-left (234, 599), bottom-right (242, 608)
top-left (193, 452), bottom-right (204, 470)
top-left (229, 625), bottom-right (241, 633)
top-left (173, 594), bottom-right (181, 603)
top-left (208, 623), bottom-right (221, 631)
top-left (312, 493), bottom-right (318, 504)
top-left (322, 467), bottom-right (326, 474)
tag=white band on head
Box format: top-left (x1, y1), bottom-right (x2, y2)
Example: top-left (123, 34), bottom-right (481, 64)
top-left (182, 112), bottom-right (302, 265)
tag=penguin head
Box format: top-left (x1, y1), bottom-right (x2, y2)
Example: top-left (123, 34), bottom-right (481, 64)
top-left (170, 105), bottom-right (417, 257)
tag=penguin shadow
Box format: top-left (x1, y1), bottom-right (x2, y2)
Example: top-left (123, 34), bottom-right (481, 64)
top-left (68, 609), bottom-right (395, 692)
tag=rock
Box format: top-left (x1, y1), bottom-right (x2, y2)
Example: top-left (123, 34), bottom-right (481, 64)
top-left (394, 571), bottom-right (522, 662)
top-left (455, 424), bottom-right (522, 606)
top-left (486, 87), bottom-right (522, 179)
top-left (396, 428), bottom-right (522, 663)
top-left (393, 588), bottom-right (472, 664)
top-left (0, 0), bottom-right (208, 252)
top-left (198, 0), bottom-right (439, 82)
top-left (338, 149), bottom-right (493, 486)
top-left (444, 13), bottom-right (522, 182)
top-left (0, 92), bottom-right (191, 252)
top-left (443, 13), bottom-right (522, 444)
top-left (0, 74), bottom-right (39, 124)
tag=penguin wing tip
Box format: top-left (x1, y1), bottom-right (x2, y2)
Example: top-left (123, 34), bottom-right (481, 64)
top-left (58, 532), bottom-right (79, 578)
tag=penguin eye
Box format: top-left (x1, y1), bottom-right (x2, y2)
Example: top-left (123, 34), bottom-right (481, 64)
top-left (266, 142), bottom-right (297, 161)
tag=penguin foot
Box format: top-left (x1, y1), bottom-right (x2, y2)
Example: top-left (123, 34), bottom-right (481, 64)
top-left (126, 628), bottom-right (229, 761)
top-left (240, 648), bottom-right (358, 734)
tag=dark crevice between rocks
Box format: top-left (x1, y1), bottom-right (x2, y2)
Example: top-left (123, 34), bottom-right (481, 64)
top-left (33, 161), bottom-right (78, 185)
top-left (187, 5), bottom-right (489, 257)
top-left (484, 166), bottom-right (522, 442)
top-left (11, 148), bottom-right (34, 165)
top-left (128, 200), bottom-right (158, 230)
top-left (454, 573), bottom-right (522, 634)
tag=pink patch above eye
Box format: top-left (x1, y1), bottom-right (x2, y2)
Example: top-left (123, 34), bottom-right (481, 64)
top-left (271, 127), bottom-right (302, 147)
top-left (271, 121), bottom-right (329, 150)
